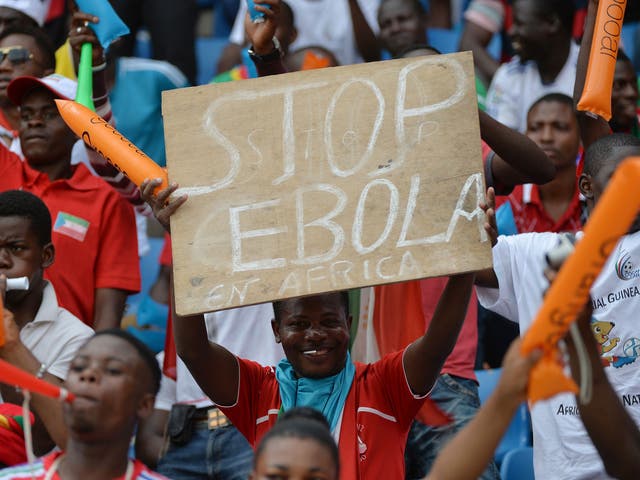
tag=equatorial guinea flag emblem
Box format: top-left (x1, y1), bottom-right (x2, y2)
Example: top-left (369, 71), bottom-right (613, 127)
top-left (53, 212), bottom-right (90, 242)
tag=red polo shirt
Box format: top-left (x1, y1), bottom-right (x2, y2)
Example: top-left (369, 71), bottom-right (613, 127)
top-left (497, 183), bottom-right (583, 234)
top-left (0, 146), bottom-right (140, 325)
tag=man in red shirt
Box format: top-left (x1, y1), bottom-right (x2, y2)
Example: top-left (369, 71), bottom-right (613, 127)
top-left (0, 73), bottom-right (140, 328)
top-left (496, 93), bottom-right (583, 235)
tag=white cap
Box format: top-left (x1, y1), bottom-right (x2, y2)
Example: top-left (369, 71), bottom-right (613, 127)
top-left (0, 0), bottom-right (50, 27)
top-left (8, 73), bottom-right (77, 106)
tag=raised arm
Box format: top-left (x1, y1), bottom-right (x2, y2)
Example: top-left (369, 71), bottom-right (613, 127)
top-left (348, 0), bottom-right (381, 62)
top-left (426, 339), bottom-right (540, 480)
top-left (573, 0), bottom-right (612, 150)
top-left (140, 179), bottom-right (240, 407)
top-left (480, 110), bottom-right (556, 195)
top-left (403, 272), bottom-right (475, 396)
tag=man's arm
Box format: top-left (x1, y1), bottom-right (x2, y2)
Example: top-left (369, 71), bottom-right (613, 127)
top-left (573, 0), bottom-right (611, 150)
top-left (403, 273), bottom-right (475, 396)
top-left (0, 308), bottom-right (67, 453)
top-left (459, 21), bottom-right (499, 87)
top-left (426, 339), bottom-right (540, 480)
top-left (348, 0), bottom-right (380, 62)
top-left (480, 110), bottom-right (556, 194)
top-left (139, 180), bottom-right (240, 406)
top-left (475, 187), bottom-right (499, 288)
top-left (93, 287), bottom-right (127, 330)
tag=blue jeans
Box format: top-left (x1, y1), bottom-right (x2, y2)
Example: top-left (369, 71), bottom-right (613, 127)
top-left (157, 424), bottom-right (253, 480)
top-left (405, 374), bottom-right (500, 480)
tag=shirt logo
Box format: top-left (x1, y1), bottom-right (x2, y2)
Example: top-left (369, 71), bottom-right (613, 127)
top-left (615, 250), bottom-right (640, 281)
top-left (54, 212), bottom-right (90, 242)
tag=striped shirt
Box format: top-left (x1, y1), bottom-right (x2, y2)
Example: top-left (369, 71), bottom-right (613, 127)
top-left (0, 452), bottom-right (168, 479)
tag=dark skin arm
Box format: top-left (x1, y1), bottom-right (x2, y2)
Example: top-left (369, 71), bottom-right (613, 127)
top-left (427, 0), bottom-right (452, 29)
top-left (93, 288), bottom-right (127, 330)
top-left (426, 339), bottom-right (540, 480)
top-left (135, 408), bottom-right (170, 469)
top-left (475, 187), bottom-right (499, 288)
top-left (459, 21), bottom-right (499, 86)
top-left (573, 0), bottom-right (611, 150)
top-left (479, 110), bottom-right (556, 193)
top-left (140, 180), bottom-right (240, 407)
top-left (348, 0), bottom-right (380, 62)
top-left (403, 272), bottom-right (475, 396)
top-left (0, 278), bottom-right (67, 453)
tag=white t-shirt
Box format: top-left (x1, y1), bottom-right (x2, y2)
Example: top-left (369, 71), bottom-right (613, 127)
top-left (477, 231), bottom-right (640, 480)
top-left (229, 0), bottom-right (381, 66)
top-left (485, 42), bottom-right (579, 132)
top-left (0, 282), bottom-right (93, 406)
top-left (155, 303), bottom-right (285, 410)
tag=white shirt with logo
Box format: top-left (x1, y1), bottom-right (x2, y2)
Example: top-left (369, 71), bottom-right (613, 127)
top-left (485, 42), bottom-right (579, 132)
top-left (477, 231), bottom-right (640, 480)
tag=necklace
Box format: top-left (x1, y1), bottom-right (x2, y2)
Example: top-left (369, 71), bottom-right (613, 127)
top-left (43, 454), bottom-right (134, 480)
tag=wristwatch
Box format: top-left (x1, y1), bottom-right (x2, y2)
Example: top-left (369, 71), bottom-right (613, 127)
top-left (248, 36), bottom-right (282, 63)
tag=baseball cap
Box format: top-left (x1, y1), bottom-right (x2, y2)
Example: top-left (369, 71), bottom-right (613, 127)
top-left (0, 0), bottom-right (50, 27)
top-left (7, 73), bottom-right (77, 106)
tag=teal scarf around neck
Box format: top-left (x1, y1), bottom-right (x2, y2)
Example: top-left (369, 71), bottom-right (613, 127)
top-left (275, 351), bottom-right (356, 432)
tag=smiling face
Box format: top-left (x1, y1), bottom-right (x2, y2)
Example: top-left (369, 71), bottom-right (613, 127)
top-left (611, 59), bottom-right (639, 132)
top-left (19, 88), bottom-right (76, 166)
top-left (0, 215), bottom-right (52, 305)
top-left (63, 335), bottom-right (155, 443)
top-left (526, 100), bottom-right (579, 170)
top-left (252, 436), bottom-right (338, 480)
top-left (0, 33), bottom-right (47, 105)
top-left (272, 294), bottom-right (351, 379)
top-left (378, 0), bottom-right (426, 58)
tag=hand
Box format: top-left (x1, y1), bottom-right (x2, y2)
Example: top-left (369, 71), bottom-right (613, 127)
top-left (479, 187), bottom-right (498, 247)
top-left (0, 276), bottom-right (20, 351)
top-left (68, 10), bottom-right (105, 66)
top-left (245, 0), bottom-right (282, 55)
top-left (494, 338), bottom-right (542, 407)
top-left (140, 179), bottom-right (188, 232)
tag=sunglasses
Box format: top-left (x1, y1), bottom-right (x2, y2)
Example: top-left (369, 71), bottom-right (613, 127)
top-left (0, 46), bottom-right (35, 66)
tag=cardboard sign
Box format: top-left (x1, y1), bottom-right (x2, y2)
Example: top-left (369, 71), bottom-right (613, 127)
top-left (163, 52), bottom-right (491, 315)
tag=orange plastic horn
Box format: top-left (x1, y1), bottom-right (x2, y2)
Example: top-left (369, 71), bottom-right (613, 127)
top-left (521, 157), bottom-right (640, 404)
top-left (0, 358), bottom-right (75, 402)
top-left (577, 0), bottom-right (627, 120)
top-left (55, 99), bottom-right (168, 193)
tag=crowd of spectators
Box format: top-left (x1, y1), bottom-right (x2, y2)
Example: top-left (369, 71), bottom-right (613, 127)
top-left (0, 0), bottom-right (638, 479)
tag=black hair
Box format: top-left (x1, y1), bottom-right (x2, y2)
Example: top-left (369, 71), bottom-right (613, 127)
top-left (528, 92), bottom-right (574, 113)
top-left (397, 43), bottom-right (442, 58)
top-left (584, 133), bottom-right (640, 177)
top-left (531, 0), bottom-right (576, 36)
top-left (279, 406), bottom-right (331, 429)
top-left (0, 23), bottom-right (55, 70)
top-left (0, 190), bottom-right (51, 246)
top-left (90, 329), bottom-right (161, 395)
top-left (255, 409), bottom-right (339, 474)
top-left (272, 291), bottom-right (350, 325)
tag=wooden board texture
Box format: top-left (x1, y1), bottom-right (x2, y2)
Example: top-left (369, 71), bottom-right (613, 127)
top-left (163, 51), bottom-right (491, 315)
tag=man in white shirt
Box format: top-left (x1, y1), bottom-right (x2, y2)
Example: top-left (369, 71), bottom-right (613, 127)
top-left (485, 0), bottom-right (578, 132)
top-left (221, 0), bottom-right (381, 71)
top-left (476, 134), bottom-right (640, 479)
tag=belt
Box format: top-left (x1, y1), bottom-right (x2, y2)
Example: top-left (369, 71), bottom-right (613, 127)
top-left (192, 407), bottom-right (231, 430)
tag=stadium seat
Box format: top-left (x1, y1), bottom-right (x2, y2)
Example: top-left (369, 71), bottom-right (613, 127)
top-left (500, 446), bottom-right (534, 480)
top-left (476, 368), bottom-right (533, 465)
top-left (196, 36), bottom-right (228, 85)
top-left (621, 22), bottom-right (639, 72)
